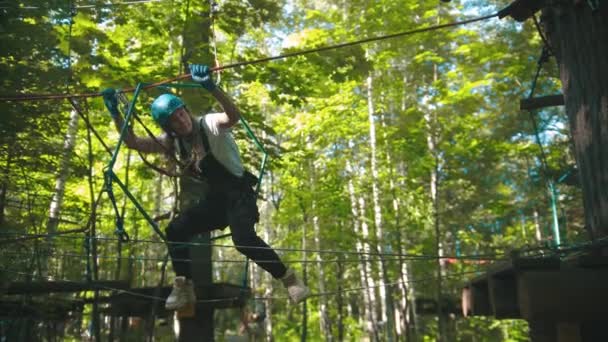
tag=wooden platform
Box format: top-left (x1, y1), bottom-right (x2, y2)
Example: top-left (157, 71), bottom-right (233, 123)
top-left (1, 280), bottom-right (250, 318)
top-left (104, 282), bottom-right (250, 317)
top-left (0, 299), bottom-right (83, 320)
top-left (461, 254), bottom-right (608, 321)
top-left (3, 280), bottom-right (130, 295)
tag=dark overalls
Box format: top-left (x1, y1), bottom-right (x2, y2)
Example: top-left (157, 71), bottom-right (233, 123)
top-left (165, 120), bottom-right (287, 280)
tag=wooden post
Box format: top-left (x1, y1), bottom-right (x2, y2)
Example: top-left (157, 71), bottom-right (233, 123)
top-left (178, 234), bottom-right (214, 342)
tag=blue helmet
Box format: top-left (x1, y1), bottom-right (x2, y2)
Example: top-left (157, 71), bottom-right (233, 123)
top-left (150, 94), bottom-right (184, 126)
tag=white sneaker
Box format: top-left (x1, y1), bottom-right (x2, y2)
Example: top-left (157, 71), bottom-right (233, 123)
top-left (165, 276), bottom-right (196, 310)
top-left (280, 269), bottom-right (310, 304)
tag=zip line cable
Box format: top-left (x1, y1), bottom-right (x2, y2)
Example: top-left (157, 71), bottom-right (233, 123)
top-left (7, 229), bottom-right (599, 263)
top-left (0, 249), bottom-right (500, 265)
top-left (0, 12), bottom-right (499, 102)
top-left (0, 0), bottom-right (167, 10)
top-left (0, 232), bottom-right (506, 260)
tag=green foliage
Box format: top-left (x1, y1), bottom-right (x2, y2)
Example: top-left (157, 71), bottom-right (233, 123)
top-left (0, 0), bottom-right (585, 340)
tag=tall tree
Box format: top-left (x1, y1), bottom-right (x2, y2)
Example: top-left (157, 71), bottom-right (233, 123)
top-left (542, 3), bottom-right (608, 239)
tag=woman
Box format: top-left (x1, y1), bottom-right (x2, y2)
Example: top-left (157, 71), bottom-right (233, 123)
top-left (102, 64), bottom-right (309, 312)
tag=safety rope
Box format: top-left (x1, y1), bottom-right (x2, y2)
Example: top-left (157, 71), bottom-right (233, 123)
top-left (102, 83), bottom-right (167, 242)
top-left (102, 168), bottom-right (130, 242)
top-left (0, 232), bottom-right (508, 260)
top-left (0, 266), bottom-right (481, 303)
top-left (0, 12), bottom-right (499, 102)
top-left (115, 91), bottom-right (187, 176)
top-left (68, 98), bottom-right (113, 154)
top-left (0, 249), bottom-right (505, 265)
top-left (0, 0), bottom-right (167, 10)
top-left (525, 45), bottom-right (561, 247)
top-left (65, 1), bottom-right (75, 93)
top-left (100, 79), bottom-right (268, 259)
top-left (209, 0), bottom-right (221, 85)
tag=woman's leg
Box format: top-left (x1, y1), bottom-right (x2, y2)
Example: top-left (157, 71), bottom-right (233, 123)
top-left (166, 193), bottom-right (227, 278)
top-left (227, 188), bottom-right (287, 279)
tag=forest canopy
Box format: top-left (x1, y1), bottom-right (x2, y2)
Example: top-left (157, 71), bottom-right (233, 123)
top-left (0, 0), bottom-right (583, 340)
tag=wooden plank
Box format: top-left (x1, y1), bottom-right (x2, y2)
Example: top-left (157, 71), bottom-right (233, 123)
top-left (463, 256), bottom-right (560, 317)
top-left (487, 256), bottom-right (559, 318)
top-left (512, 256), bottom-right (561, 271)
top-left (520, 95), bottom-right (565, 110)
top-left (106, 283), bottom-right (250, 317)
top-left (4, 280), bottom-right (130, 295)
top-left (518, 270), bottom-right (608, 321)
top-left (479, 255), bottom-right (560, 278)
top-left (0, 299), bottom-right (83, 320)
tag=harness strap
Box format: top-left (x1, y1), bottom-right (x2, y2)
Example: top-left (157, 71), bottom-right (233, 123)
top-left (175, 116), bottom-right (210, 160)
top-left (198, 116), bottom-right (210, 153)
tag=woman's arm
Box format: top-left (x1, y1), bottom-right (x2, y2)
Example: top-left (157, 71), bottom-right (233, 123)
top-left (111, 115), bottom-right (172, 154)
top-left (102, 88), bottom-right (172, 154)
top-left (190, 64), bottom-right (242, 130)
top-left (208, 88), bottom-right (242, 130)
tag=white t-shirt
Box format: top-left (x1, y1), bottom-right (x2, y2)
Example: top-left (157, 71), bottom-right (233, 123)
top-left (176, 114), bottom-right (244, 206)
top-left (200, 114), bottom-right (245, 177)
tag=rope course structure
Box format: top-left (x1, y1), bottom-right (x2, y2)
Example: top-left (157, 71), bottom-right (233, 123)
top-left (0, 266), bottom-right (485, 302)
top-left (0, 13), bottom-right (498, 102)
top-left (1, 2), bottom-right (594, 340)
top-left (0, 0), bottom-right (168, 10)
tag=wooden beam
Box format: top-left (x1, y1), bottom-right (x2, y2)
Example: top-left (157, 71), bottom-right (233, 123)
top-left (498, 0), bottom-right (546, 21)
top-left (518, 269), bottom-right (608, 321)
top-left (462, 256), bottom-right (560, 317)
top-left (488, 275), bottom-right (519, 318)
top-left (520, 95), bottom-right (565, 110)
top-left (4, 281), bottom-right (130, 295)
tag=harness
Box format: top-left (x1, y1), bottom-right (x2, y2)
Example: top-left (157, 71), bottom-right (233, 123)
top-left (176, 117), bottom-right (257, 189)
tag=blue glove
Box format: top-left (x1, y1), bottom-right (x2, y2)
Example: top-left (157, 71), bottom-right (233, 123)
top-left (190, 64), bottom-right (216, 91)
top-left (101, 88), bottom-right (120, 118)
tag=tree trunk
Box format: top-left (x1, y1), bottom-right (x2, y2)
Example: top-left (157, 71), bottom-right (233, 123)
top-left (533, 208), bottom-right (543, 244)
top-left (261, 172), bottom-right (275, 341)
top-left (83, 105), bottom-right (101, 342)
top-left (300, 218), bottom-right (308, 342)
top-left (42, 108), bottom-right (78, 279)
top-left (0, 142), bottom-right (12, 227)
top-left (346, 160), bottom-right (379, 341)
top-left (542, 3), bottom-right (608, 238)
top-left (359, 196), bottom-right (380, 342)
top-left (425, 105), bottom-right (446, 342)
top-left (314, 214), bottom-right (333, 340)
top-left (306, 155), bottom-right (332, 340)
top-left (366, 73), bottom-right (396, 342)
top-left (47, 108), bottom-right (79, 235)
top-left (336, 254), bottom-right (345, 342)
